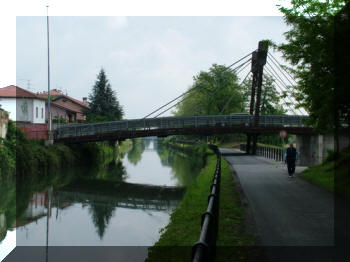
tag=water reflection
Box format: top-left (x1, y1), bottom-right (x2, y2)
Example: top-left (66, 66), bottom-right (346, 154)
top-left (0, 176), bottom-right (15, 244)
top-left (156, 139), bottom-right (205, 186)
top-left (2, 138), bottom-right (205, 256)
top-left (127, 138), bottom-right (146, 165)
top-left (89, 202), bottom-right (115, 239)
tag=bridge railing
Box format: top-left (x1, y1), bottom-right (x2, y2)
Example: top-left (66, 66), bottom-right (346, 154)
top-left (191, 145), bottom-right (221, 262)
top-left (241, 143), bottom-right (285, 162)
top-left (55, 114), bottom-right (309, 139)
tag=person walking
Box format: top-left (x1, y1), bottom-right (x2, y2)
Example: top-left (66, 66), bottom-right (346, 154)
top-left (284, 143), bottom-right (299, 178)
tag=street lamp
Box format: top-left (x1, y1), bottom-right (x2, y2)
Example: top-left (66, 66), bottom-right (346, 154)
top-left (46, 6), bottom-right (52, 144)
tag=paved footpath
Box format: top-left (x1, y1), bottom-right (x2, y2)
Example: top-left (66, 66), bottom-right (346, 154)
top-left (220, 148), bottom-right (334, 247)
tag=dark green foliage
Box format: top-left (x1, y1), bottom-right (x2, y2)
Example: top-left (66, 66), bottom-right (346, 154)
top-left (86, 68), bottom-right (124, 122)
top-left (1, 121), bottom-right (115, 178)
top-left (277, 0), bottom-right (347, 132)
top-left (175, 64), bottom-right (244, 116)
top-left (52, 116), bottom-right (67, 124)
top-left (0, 146), bottom-right (15, 178)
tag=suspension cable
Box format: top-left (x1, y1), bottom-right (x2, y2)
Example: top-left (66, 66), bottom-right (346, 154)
top-left (267, 52), bottom-right (298, 86)
top-left (154, 61), bottom-right (252, 119)
top-left (227, 58), bottom-right (252, 74)
top-left (263, 71), bottom-right (298, 115)
top-left (266, 60), bottom-right (298, 96)
top-left (220, 71), bottom-right (251, 114)
top-left (226, 51), bottom-right (254, 69)
top-left (143, 53), bottom-right (254, 119)
top-left (264, 64), bottom-right (304, 115)
top-left (143, 89), bottom-right (194, 119)
top-left (264, 67), bottom-right (303, 114)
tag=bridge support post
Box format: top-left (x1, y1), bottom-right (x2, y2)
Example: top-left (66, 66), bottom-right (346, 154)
top-left (295, 133), bottom-right (349, 166)
top-left (246, 134), bottom-right (251, 154)
top-left (246, 41), bottom-right (268, 155)
top-left (252, 134), bottom-right (258, 155)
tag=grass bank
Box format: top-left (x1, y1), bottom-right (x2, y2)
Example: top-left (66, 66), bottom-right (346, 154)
top-left (146, 154), bottom-right (254, 262)
top-left (299, 149), bottom-right (350, 200)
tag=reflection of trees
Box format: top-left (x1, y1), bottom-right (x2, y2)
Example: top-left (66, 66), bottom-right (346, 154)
top-left (170, 155), bottom-right (202, 186)
top-left (88, 202), bottom-right (115, 239)
top-left (156, 139), bottom-right (204, 187)
top-left (0, 177), bottom-right (16, 243)
top-left (85, 160), bottom-right (127, 182)
top-left (143, 138), bottom-right (152, 149)
top-left (106, 161), bottom-right (127, 181)
top-left (127, 138), bottom-right (145, 165)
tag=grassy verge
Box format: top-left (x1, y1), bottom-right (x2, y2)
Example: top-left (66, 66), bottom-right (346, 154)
top-left (146, 155), bottom-right (253, 262)
top-left (299, 149), bottom-right (350, 200)
top-left (299, 161), bottom-right (334, 192)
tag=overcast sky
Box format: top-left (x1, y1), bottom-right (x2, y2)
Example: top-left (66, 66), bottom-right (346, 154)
top-left (15, 16), bottom-right (291, 119)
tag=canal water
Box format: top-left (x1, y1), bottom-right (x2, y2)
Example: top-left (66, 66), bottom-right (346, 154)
top-left (0, 138), bottom-right (204, 261)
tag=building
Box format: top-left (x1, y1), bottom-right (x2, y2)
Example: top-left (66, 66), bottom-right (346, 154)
top-left (37, 89), bottom-right (89, 123)
top-left (0, 85), bottom-right (46, 124)
top-left (0, 109), bottom-right (8, 138)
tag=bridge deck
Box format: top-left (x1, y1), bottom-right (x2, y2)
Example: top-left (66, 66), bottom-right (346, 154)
top-left (55, 114), bottom-right (312, 143)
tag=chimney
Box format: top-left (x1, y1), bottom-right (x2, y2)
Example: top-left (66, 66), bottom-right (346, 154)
top-left (83, 97), bottom-right (88, 104)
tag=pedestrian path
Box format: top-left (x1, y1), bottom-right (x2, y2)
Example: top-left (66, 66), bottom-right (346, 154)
top-left (220, 148), bottom-right (334, 246)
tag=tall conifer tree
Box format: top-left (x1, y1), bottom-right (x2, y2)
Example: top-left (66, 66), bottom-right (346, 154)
top-left (86, 69), bottom-right (124, 122)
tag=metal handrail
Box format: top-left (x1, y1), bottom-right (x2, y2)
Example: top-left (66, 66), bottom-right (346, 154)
top-left (192, 145), bottom-right (221, 262)
top-left (56, 114), bottom-right (309, 139)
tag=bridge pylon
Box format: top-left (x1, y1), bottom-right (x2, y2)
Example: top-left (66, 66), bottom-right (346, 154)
top-left (247, 40), bottom-right (268, 155)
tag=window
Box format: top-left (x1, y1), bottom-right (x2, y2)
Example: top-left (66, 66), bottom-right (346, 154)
top-left (36, 107), bottom-right (38, 118)
top-left (41, 108), bottom-right (44, 118)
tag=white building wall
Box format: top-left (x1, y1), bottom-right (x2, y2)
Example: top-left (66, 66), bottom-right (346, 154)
top-left (0, 98), bottom-right (46, 123)
top-left (16, 98), bottom-right (33, 122)
top-left (0, 98), bottom-right (16, 120)
top-left (32, 99), bottom-right (46, 124)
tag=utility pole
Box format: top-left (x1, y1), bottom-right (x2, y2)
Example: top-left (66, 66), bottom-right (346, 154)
top-left (46, 6), bottom-right (53, 145)
top-left (252, 41), bottom-right (268, 154)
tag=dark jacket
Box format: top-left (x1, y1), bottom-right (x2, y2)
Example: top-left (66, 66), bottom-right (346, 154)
top-left (284, 147), bottom-right (298, 162)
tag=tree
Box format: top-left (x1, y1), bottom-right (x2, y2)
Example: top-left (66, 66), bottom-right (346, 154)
top-left (277, 0), bottom-right (347, 135)
top-left (242, 74), bottom-right (286, 115)
top-left (175, 64), bottom-right (245, 116)
top-left (86, 69), bottom-right (124, 122)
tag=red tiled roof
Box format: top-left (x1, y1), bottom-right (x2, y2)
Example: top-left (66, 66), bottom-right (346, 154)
top-left (51, 101), bottom-right (77, 113)
top-left (38, 89), bottom-right (90, 109)
top-left (0, 85), bottom-right (45, 100)
top-left (51, 100), bottom-right (82, 113)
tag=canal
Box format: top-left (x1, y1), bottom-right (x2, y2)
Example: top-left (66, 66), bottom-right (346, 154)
top-left (0, 138), bottom-right (205, 261)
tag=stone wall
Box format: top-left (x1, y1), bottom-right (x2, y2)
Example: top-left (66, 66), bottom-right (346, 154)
top-left (0, 109), bottom-right (9, 139)
top-left (296, 133), bottom-right (350, 166)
